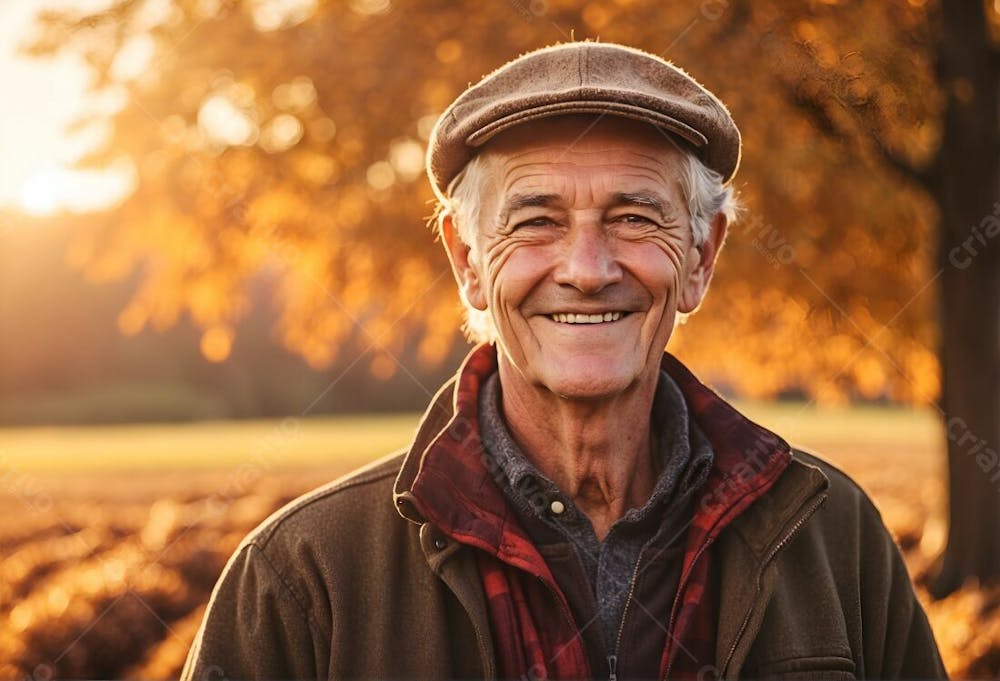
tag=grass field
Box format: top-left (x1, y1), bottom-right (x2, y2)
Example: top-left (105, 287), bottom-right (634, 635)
top-left (0, 405), bottom-right (993, 678)
top-left (0, 413), bottom-right (422, 471)
top-left (0, 400), bottom-right (945, 471)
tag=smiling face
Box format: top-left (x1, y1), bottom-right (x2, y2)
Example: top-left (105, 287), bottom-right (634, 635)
top-left (442, 115), bottom-right (727, 401)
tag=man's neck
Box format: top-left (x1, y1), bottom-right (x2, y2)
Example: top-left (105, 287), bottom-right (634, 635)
top-left (497, 360), bottom-right (660, 541)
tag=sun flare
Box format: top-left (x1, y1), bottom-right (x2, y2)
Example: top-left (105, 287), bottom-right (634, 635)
top-left (17, 164), bottom-right (135, 216)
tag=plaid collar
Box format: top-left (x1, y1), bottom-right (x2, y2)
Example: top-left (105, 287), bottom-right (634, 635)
top-left (398, 343), bottom-right (792, 576)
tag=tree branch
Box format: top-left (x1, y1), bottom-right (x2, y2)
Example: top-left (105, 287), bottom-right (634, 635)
top-left (783, 81), bottom-right (935, 190)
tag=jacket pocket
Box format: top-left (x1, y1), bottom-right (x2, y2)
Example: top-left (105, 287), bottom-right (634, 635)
top-left (754, 654), bottom-right (856, 679)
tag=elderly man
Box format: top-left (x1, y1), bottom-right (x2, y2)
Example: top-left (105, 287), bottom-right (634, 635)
top-left (183, 42), bottom-right (946, 679)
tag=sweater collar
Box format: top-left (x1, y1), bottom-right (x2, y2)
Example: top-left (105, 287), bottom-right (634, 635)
top-left (477, 368), bottom-right (715, 533)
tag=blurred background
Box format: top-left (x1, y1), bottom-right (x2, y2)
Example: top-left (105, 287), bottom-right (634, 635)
top-left (1, 0), bottom-right (999, 677)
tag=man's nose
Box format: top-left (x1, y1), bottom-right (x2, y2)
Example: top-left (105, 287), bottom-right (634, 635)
top-left (552, 222), bottom-right (623, 294)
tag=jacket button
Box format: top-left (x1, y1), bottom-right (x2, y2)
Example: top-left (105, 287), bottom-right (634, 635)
top-left (434, 538), bottom-right (447, 550)
top-left (550, 500), bottom-right (566, 515)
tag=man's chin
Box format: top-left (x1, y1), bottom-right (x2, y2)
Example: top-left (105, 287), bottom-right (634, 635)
top-left (537, 364), bottom-right (640, 401)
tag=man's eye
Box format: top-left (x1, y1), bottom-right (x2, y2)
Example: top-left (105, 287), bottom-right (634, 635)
top-left (615, 214), bottom-right (656, 225)
top-left (515, 217), bottom-right (555, 229)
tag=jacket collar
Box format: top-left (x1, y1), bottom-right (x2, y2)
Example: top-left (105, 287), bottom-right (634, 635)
top-left (393, 344), bottom-right (494, 526)
top-left (393, 344), bottom-right (828, 568)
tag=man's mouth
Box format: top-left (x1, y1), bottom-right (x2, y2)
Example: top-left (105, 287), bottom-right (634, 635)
top-left (548, 311), bottom-right (628, 324)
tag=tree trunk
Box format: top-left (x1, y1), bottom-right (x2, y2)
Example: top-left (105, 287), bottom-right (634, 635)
top-left (931, 1), bottom-right (1000, 598)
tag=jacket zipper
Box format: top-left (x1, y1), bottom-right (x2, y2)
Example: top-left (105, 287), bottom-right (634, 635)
top-left (718, 494), bottom-right (828, 676)
top-left (608, 552), bottom-right (645, 680)
top-left (661, 492), bottom-right (826, 679)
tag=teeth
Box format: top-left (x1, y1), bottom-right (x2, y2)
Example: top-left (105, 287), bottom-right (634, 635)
top-left (549, 312), bottom-right (624, 324)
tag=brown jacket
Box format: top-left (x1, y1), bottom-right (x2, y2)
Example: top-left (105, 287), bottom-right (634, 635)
top-left (183, 377), bottom-right (947, 680)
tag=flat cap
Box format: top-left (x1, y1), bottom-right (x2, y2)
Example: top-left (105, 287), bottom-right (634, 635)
top-left (426, 41), bottom-right (742, 202)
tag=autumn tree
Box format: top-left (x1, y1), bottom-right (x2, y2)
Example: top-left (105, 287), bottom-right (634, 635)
top-left (28, 0), bottom-right (1000, 592)
top-left (746, 0), bottom-right (1000, 596)
top-left (927, 1), bottom-right (1000, 597)
top-left (26, 0), bottom-right (941, 398)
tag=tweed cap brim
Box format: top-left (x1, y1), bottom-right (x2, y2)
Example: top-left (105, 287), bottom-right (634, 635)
top-left (426, 41), bottom-right (742, 203)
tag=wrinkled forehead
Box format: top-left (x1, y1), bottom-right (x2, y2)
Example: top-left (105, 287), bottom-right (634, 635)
top-left (474, 115), bottom-right (691, 208)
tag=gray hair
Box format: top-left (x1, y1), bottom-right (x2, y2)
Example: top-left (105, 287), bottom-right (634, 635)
top-left (435, 142), bottom-right (742, 343)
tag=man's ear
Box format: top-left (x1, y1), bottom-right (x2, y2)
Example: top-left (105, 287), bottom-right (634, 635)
top-left (679, 211), bottom-right (728, 313)
top-left (440, 213), bottom-right (488, 311)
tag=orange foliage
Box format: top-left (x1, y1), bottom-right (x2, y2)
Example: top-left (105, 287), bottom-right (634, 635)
top-left (27, 0), bottom-right (945, 403)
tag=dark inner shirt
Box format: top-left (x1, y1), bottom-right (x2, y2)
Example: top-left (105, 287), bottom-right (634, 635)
top-left (478, 370), bottom-right (715, 652)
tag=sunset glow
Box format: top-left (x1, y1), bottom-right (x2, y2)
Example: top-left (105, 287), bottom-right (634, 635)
top-left (17, 163), bottom-right (135, 216)
top-left (0, 2), bottom-right (133, 217)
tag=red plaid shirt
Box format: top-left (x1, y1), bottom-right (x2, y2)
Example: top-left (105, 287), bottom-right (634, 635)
top-left (409, 345), bottom-right (791, 680)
